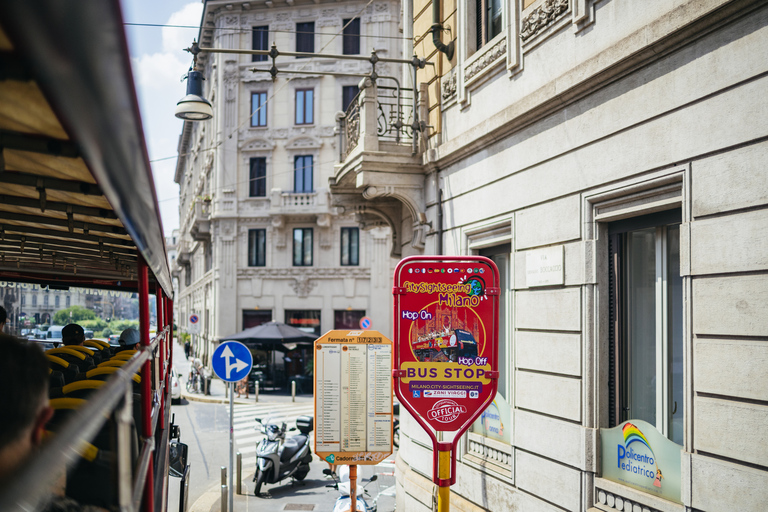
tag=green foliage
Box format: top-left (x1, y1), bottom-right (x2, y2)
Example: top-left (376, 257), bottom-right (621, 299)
top-left (80, 318), bottom-right (108, 331)
top-left (108, 319), bottom-right (139, 332)
top-left (53, 305), bottom-right (97, 325)
top-left (97, 328), bottom-right (113, 338)
top-left (179, 332), bottom-right (190, 344)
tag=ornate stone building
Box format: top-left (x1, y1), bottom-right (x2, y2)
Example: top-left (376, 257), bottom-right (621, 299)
top-left (333, 0), bottom-right (768, 510)
top-left (174, 0), bottom-right (401, 371)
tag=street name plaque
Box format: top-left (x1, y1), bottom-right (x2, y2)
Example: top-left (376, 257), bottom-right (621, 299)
top-left (314, 330), bottom-right (393, 465)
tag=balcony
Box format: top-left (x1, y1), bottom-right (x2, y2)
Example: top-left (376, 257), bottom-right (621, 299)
top-left (331, 79), bottom-right (429, 255)
top-left (176, 240), bottom-right (190, 266)
top-left (189, 200), bottom-right (211, 242)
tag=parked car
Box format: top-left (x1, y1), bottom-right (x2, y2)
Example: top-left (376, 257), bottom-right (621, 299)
top-left (170, 368), bottom-right (181, 404)
top-left (84, 329), bottom-right (94, 339)
top-left (46, 325), bottom-right (64, 341)
top-left (108, 334), bottom-right (121, 347)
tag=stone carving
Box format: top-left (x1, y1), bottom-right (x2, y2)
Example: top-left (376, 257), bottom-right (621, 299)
top-left (374, 2), bottom-right (388, 12)
top-left (273, 128), bottom-right (289, 139)
top-left (285, 136), bottom-right (322, 150)
top-left (442, 69), bottom-right (457, 99)
top-left (465, 38), bottom-right (507, 81)
top-left (321, 9), bottom-right (336, 16)
top-left (318, 18), bottom-right (340, 27)
top-left (276, 12), bottom-right (291, 20)
top-left (291, 275), bottom-right (317, 297)
top-left (521, 0), bottom-right (569, 42)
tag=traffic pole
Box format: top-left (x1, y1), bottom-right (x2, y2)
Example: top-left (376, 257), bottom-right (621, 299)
top-left (229, 382), bottom-right (234, 512)
top-left (349, 465), bottom-right (357, 512)
top-left (437, 448), bottom-right (450, 512)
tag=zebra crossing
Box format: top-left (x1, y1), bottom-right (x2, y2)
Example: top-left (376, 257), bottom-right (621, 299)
top-left (229, 401), bottom-right (315, 471)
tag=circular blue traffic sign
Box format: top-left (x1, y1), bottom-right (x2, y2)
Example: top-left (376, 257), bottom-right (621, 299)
top-left (190, 314), bottom-right (199, 324)
top-left (211, 341), bottom-right (253, 382)
top-left (360, 316), bottom-right (372, 329)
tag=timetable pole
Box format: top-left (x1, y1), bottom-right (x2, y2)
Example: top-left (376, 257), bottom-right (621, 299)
top-left (349, 464), bottom-right (358, 512)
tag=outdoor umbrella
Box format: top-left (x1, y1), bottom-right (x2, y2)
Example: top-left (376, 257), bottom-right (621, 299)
top-left (221, 321), bottom-right (316, 351)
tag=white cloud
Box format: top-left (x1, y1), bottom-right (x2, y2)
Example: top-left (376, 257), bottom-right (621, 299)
top-left (131, 2), bottom-right (203, 235)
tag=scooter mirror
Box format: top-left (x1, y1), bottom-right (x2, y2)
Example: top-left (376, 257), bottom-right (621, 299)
top-left (369, 475), bottom-right (378, 482)
top-left (254, 417), bottom-right (262, 423)
top-left (323, 469), bottom-right (333, 476)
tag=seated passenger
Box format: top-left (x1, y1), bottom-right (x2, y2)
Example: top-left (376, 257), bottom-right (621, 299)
top-left (0, 333), bottom-right (107, 511)
top-left (115, 327), bottom-right (140, 354)
top-left (62, 324), bottom-right (85, 347)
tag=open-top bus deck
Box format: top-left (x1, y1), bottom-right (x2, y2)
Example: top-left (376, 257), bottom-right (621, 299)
top-left (0, 2), bottom-right (186, 510)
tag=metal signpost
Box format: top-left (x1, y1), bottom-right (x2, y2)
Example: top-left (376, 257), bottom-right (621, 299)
top-left (211, 341), bottom-right (253, 512)
top-left (392, 256), bottom-right (500, 512)
top-left (314, 330), bottom-right (394, 511)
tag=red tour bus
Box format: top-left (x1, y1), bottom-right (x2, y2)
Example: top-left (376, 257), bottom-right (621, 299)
top-left (0, 2), bottom-right (189, 511)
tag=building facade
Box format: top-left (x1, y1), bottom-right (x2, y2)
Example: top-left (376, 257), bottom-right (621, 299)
top-left (174, 0), bottom-right (402, 370)
top-left (333, 0), bottom-right (768, 510)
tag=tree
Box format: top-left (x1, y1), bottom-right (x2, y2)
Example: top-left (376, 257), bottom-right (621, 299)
top-left (52, 305), bottom-right (96, 325)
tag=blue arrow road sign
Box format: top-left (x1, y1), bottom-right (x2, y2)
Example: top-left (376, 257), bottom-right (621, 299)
top-left (212, 341), bottom-right (253, 382)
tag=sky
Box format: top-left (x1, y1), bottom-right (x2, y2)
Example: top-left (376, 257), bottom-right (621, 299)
top-left (122, 0), bottom-right (205, 237)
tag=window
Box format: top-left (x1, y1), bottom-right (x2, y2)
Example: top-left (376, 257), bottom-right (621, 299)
top-left (293, 228), bottom-right (313, 266)
top-left (475, 0), bottom-right (502, 49)
top-left (66, 295), bottom-right (70, 307)
top-left (44, 294), bottom-right (48, 306)
top-left (342, 85), bottom-right (358, 112)
top-left (342, 18), bottom-right (360, 55)
top-left (243, 310), bottom-right (272, 329)
top-left (252, 26), bottom-right (269, 62)
top-left (251, 92), bottom-right (267, 127)
top-left (296, 22), bottom-right (314, 55)
top-left (21, 294), bottom-right (25, 306)
top-left (334, 310), bottom-right (365, 329)
top-left (249, 157), bottom-right (267, 197)
top-left (294, 155), bottom-right (313, 193)
top-left (32, 294), bottom-right (37, 307)
top-left (340, 227), bottom-right (359, 266)
top-left (608, 210), bottom-right (683, 445)
top-left (295, 89), bottom-right (314, 125)
top-left (286, 310), bottom-right (321, 336)
top-left (55, 295), bottom-right (59, 308)
top-left (248, 229), bottom-right (266, 267)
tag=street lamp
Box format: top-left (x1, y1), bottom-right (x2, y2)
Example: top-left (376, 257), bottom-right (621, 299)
top-left (175, 68), bottom-right (213, 120)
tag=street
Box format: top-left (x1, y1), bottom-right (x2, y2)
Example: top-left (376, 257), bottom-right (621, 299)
top-left (168, 345), bottom-right (397, 512)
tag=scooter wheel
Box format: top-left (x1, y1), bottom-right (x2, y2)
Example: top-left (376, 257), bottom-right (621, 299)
top-left (294, 463), bottom-right (310, 481)
top-left (254, 469), bottom-right (267, 496)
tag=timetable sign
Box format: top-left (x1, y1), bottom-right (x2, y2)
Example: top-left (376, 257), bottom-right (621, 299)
top-left (314, 330), bottom-right (393, 465)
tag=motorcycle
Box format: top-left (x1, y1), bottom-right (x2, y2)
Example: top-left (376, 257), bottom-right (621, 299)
top-left (252, 414), bottom-right (314, 496)
top-left (324, 466), bottom-right (379, 512)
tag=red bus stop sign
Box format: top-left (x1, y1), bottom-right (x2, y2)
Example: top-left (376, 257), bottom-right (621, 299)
top-left (393, 256), bottom-right (499, 485)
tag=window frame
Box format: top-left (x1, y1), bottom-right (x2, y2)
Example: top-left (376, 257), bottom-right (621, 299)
top-left (295, 88), bottom-right (314, 125)
top-left (340, 227), bottom-right (360, 266)
top-left (342, 85), bottom-right (358, 112)
top-left (342, 18), bottom-right (361, 55)
top-left (608, 209), bottom-right (684, 445)
top-left (473, 0), bottom-right (503, 51)
top-left (295, 21), bottom-right (315, 55)
top-left (250, 91), bottom-right (268, 127)
top-left (249, 157), bottom-right (267, 197)
top-left (247, 228), bottom-right (267, 267)
top-left (293, 155), bottom-right (313, 193)
top-left (292, 227), bottom-right (313, 267)
top-left (252, 25), bottom-right (269, 62)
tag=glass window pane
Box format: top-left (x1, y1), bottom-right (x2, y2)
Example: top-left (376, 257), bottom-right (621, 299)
top-left (350, 228), bottom-right (359, 265)
top-left (306, 90), bottom-right (313, 124)
top-left (624, 227), bottom-right (657, 426)
top-left (304, 229), bottom-right (313, 265)
top-left (252, 26), bottom-right (268, 62)
top-left (303, 156), bottom-right (312, 192)
top-left (296, 90), bottom-right (304, 124)
top-left (293, 229), bottom-right (303, 265)
top-left (341, 228), bottom-right (350, 265)
top-left (667, 225), bottom-right (683, 445)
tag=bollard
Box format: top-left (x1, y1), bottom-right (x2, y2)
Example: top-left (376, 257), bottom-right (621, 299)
top-left (292, 380), bottom-right (296, 402)
top-left (221, 485), bottom-right (228, 512)
top-left (221, 466), bottom-right (227, 486)
top-left (254, 381), bottom-right (259, 403)
top-left (236, 452), bottom-right (242, 495)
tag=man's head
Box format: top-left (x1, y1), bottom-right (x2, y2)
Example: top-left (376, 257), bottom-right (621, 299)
top-left (62, 323), bottom-right (85, 346)
top-left (119, 327), bottom-right (140, 348)
top-left (0, 306), bottom-right (7, 332)
top-left (0, 334), bottom-right (52, 481)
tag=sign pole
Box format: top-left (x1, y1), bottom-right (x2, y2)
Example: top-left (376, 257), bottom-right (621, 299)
top-left (229, 381), bottom-right (234, 512)
top-left (350, 464), bottom-right (357, 512)
top-left (437, 448), bottom-right (450, 512)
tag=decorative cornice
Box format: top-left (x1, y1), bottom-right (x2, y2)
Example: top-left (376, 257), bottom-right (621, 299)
top-left (521, 0), bottom-right (569, 42)
top-left (236, 267), bottom-right (371, 279)
top-left (465, 38), bottom-right (507, 82)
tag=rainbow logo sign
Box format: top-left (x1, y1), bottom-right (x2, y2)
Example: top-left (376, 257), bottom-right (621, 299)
top-left (618, 422), bottom-right (664, 488)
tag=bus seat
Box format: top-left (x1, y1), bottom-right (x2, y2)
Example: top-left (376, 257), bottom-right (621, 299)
top-left (45, 354), bottom-right (80, 384)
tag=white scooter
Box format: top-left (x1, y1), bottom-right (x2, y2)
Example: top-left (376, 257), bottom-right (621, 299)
top-left (324, 465), bottom-right (379, 512)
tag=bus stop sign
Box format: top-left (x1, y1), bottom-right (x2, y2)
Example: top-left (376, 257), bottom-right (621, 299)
top-left (393, 256), bottom-right (500, 435)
